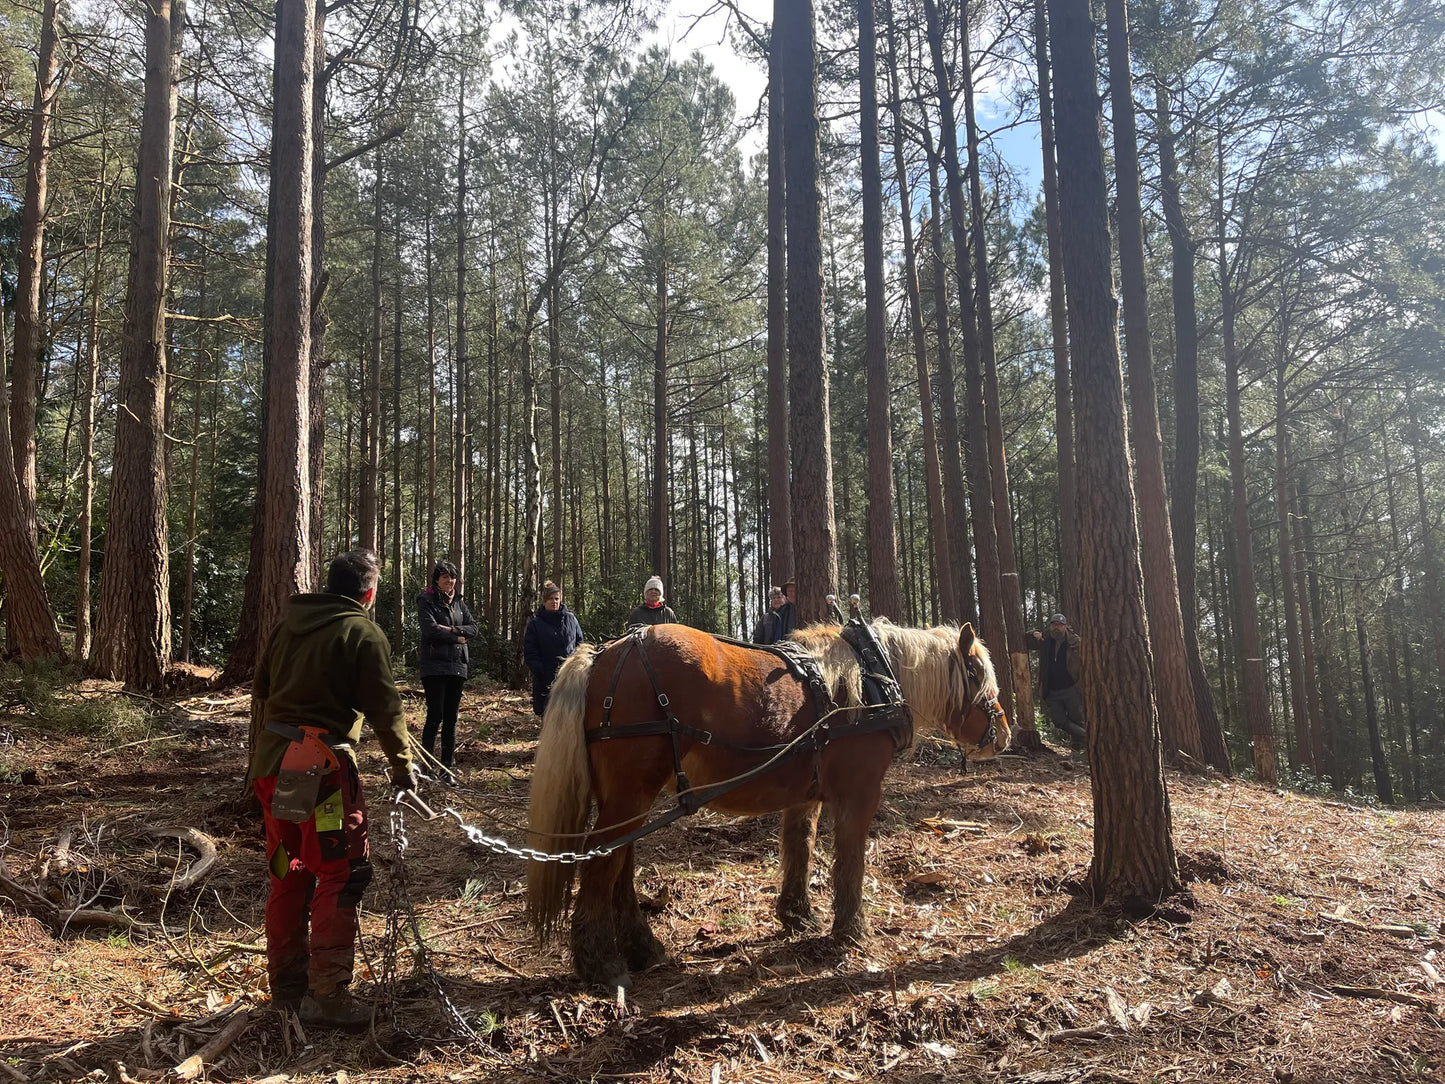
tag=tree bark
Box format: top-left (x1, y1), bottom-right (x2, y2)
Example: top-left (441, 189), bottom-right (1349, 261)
top-left (1034, 0), bottom-right (1076, 623)
top-left (308, 0), bottom-right (329, 579)
top-left (884, 20), bottom-right (954, 623)
top-left (1156, 81), bottom-right (1231, 774)
top-left (453, 65), bottom-right (468, 585)
top-left (0, 289), bottom-right (61, 660)
top-left (1273, 337), bottom-right (1310, 772)
top-left (1288, 478), bottom-right (1327, 775)
top-left (9, 0), bottom-right (60, 537)
top-left (1217, 147), bottom-right (1277, 784)
top-left (75, 124), bottom-right (112, 663)
top-left (960, 0), bottom-right (1031, 729)
top-left (256, 0), bottom-right (315, 649)
top-left (858, 0), bottom-right (899, 619)
top-left (652, 209), bottom-right (670, 586)
top-left (766, 12), bottom-right (793, 589)
top-left (1406, 385), bottom-right (1445, 679)
top-left (391, 178), bottom-right (404, 652)
top-left (1047, 0), bottom-right (1179, 905)
top-left (92, 0), bottom-right (184, 690)
top-left (1104, 0), bottom-right (1201, 762)
top-left (920, 0), bottom-right (1007, 704)
top-left (922, 137), bottom-right (976, 625)
top-left (779, 0), bottom-right (837, 625)
top-left (1354, 597), bottom-right (1393, 805)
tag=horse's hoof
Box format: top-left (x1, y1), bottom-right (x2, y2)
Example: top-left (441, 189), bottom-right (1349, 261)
top-left (831, 920), bottom-right (869, 947)
top-left (777, 907), bottom-right (821, 936)
top-left (623, 935), bottom-right (668, 972)
top-left (576, 962), bottom-right (632, 992)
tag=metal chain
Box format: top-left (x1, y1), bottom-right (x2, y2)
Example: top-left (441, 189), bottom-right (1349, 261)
top-left (371, 799), bottom-right (492, 1048)
top-left (436, 806), bottom-right (629, 865)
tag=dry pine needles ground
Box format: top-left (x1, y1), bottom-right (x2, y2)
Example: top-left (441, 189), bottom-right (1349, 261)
top-left (1, 678), bottom-right (1443, 1083)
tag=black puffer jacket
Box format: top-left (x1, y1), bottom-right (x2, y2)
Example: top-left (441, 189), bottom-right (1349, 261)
top-left (416, 589), bottom-right (480, 678)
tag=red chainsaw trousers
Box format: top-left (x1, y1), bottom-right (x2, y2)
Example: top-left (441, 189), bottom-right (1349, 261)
top-left (253, 763), bottom-right (372, 999)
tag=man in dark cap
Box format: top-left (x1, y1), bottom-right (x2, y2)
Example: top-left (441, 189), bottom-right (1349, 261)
top-left (1029, 613), bottom-right (1086, 752)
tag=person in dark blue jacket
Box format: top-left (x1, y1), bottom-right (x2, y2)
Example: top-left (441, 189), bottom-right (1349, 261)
top-left (416, 560), bottom-right (479, 767)
top-left (523, 580), bottom-right (584, 718)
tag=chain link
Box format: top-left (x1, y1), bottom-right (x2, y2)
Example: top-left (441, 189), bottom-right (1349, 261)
top-left (371, 799), bottom-right (493, 1049)
top-left (437, 806), bottom-right (627, 864)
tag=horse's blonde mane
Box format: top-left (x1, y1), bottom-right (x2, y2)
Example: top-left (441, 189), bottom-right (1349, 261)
top-left (788, 619), bottom-right (998, 740)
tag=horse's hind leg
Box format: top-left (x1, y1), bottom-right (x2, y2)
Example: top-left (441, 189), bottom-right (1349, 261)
top-left (570, 839), bottom-right (636, 990)
top-left (776, 801), bottom-right (822, 934)
top-left (612, 844), bottom-right (667, 971)
top-left (830, 785), bottom-right (883, 946)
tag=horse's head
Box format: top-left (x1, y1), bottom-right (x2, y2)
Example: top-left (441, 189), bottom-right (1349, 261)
top-left (945, 624), bottom-right (1010, 760)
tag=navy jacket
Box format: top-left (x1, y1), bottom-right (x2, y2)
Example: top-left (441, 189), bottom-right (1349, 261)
top-left (416, 590), bottom-right (480, 678)
top-left (524, 605), bottom-right (584, 687)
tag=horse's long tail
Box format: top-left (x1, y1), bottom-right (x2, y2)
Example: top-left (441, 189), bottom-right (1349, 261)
top-left (526, 642), bottom-right (600, 942)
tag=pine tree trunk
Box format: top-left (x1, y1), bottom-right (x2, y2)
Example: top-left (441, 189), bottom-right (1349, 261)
top-left (93, 0), bottom-right (183, 689)
top-left (181, 264), bottom-right (207, 663)
top-left (75, 161), bottom-right (109, 663)
top-left (1157, 83), bottom-right (1230, 774)
top-left (1218, 151), bottom-right (1277, 783)
top-left (652, 210), bottom-right (670, 586)
top-left (779, 0), bottom-right (837, 625)
top-left (391, 195), bottom-right (404, 651)
top-left (920, 0), bottom-right (1007, 700)
top-left (766, 12), bottom-right (793, 587)
top-left (1105, 0), bottom-right (1201, 762)
top-left (1034, 0), bottom-right (1076, 622)
top-left (1354, 596), bottom-right (1393, 804)
top-left (1406, 385), bottom-right (1445, 679)
top-left (255, 0), bottom-right (316, 649)
top-left (9, 0), bottom-right (60, 535)
top-left (884, 22), bottom-right (954, 622)
top-left (425, 212), bottom-right (437, 575)
top-left (452, 70), bottom-right (468, 584)
top-left (858, 0), bottom-right (899, 618)
top-left (922, 144), bottom-right (976, 625)
top-left (961, 0), bottom-right (1031, 730)
top-left (1274, 349), bottom-right (1311, 772)
top-left (1047, 0), bottom-right (1178, 905)
top-left (308, 0), bottom-right (328, 579)
top-left (549, 272), bottom-right (563, 584)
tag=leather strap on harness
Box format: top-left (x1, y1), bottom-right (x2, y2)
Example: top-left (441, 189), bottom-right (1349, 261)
top-left (840, 619), bottom-right (914, 753)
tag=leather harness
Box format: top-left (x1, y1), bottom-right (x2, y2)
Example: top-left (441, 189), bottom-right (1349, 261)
top-left (586, 621), bottom-right (916, 819)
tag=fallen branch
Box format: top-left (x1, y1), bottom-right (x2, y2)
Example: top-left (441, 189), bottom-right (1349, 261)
top-left (97, 734), bottom-right (184, 757)
top-left (150, 827), bottom-right (218, 891)
top-left (1326, 985), bottom-right (1437, 1009)
top-left (1319, 913), bottom-right (1421, 938)
top-left (173, 1008), bottom-right (254, 1081)
top-left (1045, 1024), bottom-right (1110, 1042)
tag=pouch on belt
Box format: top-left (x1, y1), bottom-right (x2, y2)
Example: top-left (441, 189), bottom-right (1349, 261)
top-left (269, 723), bottom-right (344, 822)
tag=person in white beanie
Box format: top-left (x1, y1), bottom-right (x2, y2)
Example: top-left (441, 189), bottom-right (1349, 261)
top-left (626, 575), bottom-right (678, 629)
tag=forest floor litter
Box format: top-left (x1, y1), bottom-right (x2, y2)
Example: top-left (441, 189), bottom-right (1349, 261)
top-left (2, 676), bottom-right (1443, 1083)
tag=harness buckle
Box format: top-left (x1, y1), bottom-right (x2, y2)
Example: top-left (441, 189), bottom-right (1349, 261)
top-left (657, 693), bottom-right (670, 708)
top-left (602, 696), bottom-right (613, 711)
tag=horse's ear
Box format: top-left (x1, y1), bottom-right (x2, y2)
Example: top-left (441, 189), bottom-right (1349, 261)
top-left (958, 623), bottom-right (976, 654)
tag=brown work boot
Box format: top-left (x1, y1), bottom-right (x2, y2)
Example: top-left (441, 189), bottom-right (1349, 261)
top-left (299, 987), bottom-right (371, 1031)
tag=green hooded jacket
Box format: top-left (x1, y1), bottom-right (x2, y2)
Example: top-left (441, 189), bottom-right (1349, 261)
top-left (247, 593), bottom-right (413, 783)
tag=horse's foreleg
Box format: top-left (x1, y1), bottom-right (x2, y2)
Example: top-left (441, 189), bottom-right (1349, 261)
top-left (829, 787), bottom-right (882, 946)
top-left (776, 801), bottom-right (822, 934)
top-left (611, 844), bottom-right (667, 972)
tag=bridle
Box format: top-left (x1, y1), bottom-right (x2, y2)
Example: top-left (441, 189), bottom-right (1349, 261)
top-left (946, 651), bottom-right (1007, 759)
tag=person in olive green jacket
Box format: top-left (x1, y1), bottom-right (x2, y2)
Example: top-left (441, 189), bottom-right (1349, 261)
top-left (248, 549), bottom-right (417, 1030)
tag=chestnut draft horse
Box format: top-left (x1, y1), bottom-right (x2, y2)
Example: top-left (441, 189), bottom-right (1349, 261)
top-left (526, 620), bottom-right (1010, 988)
